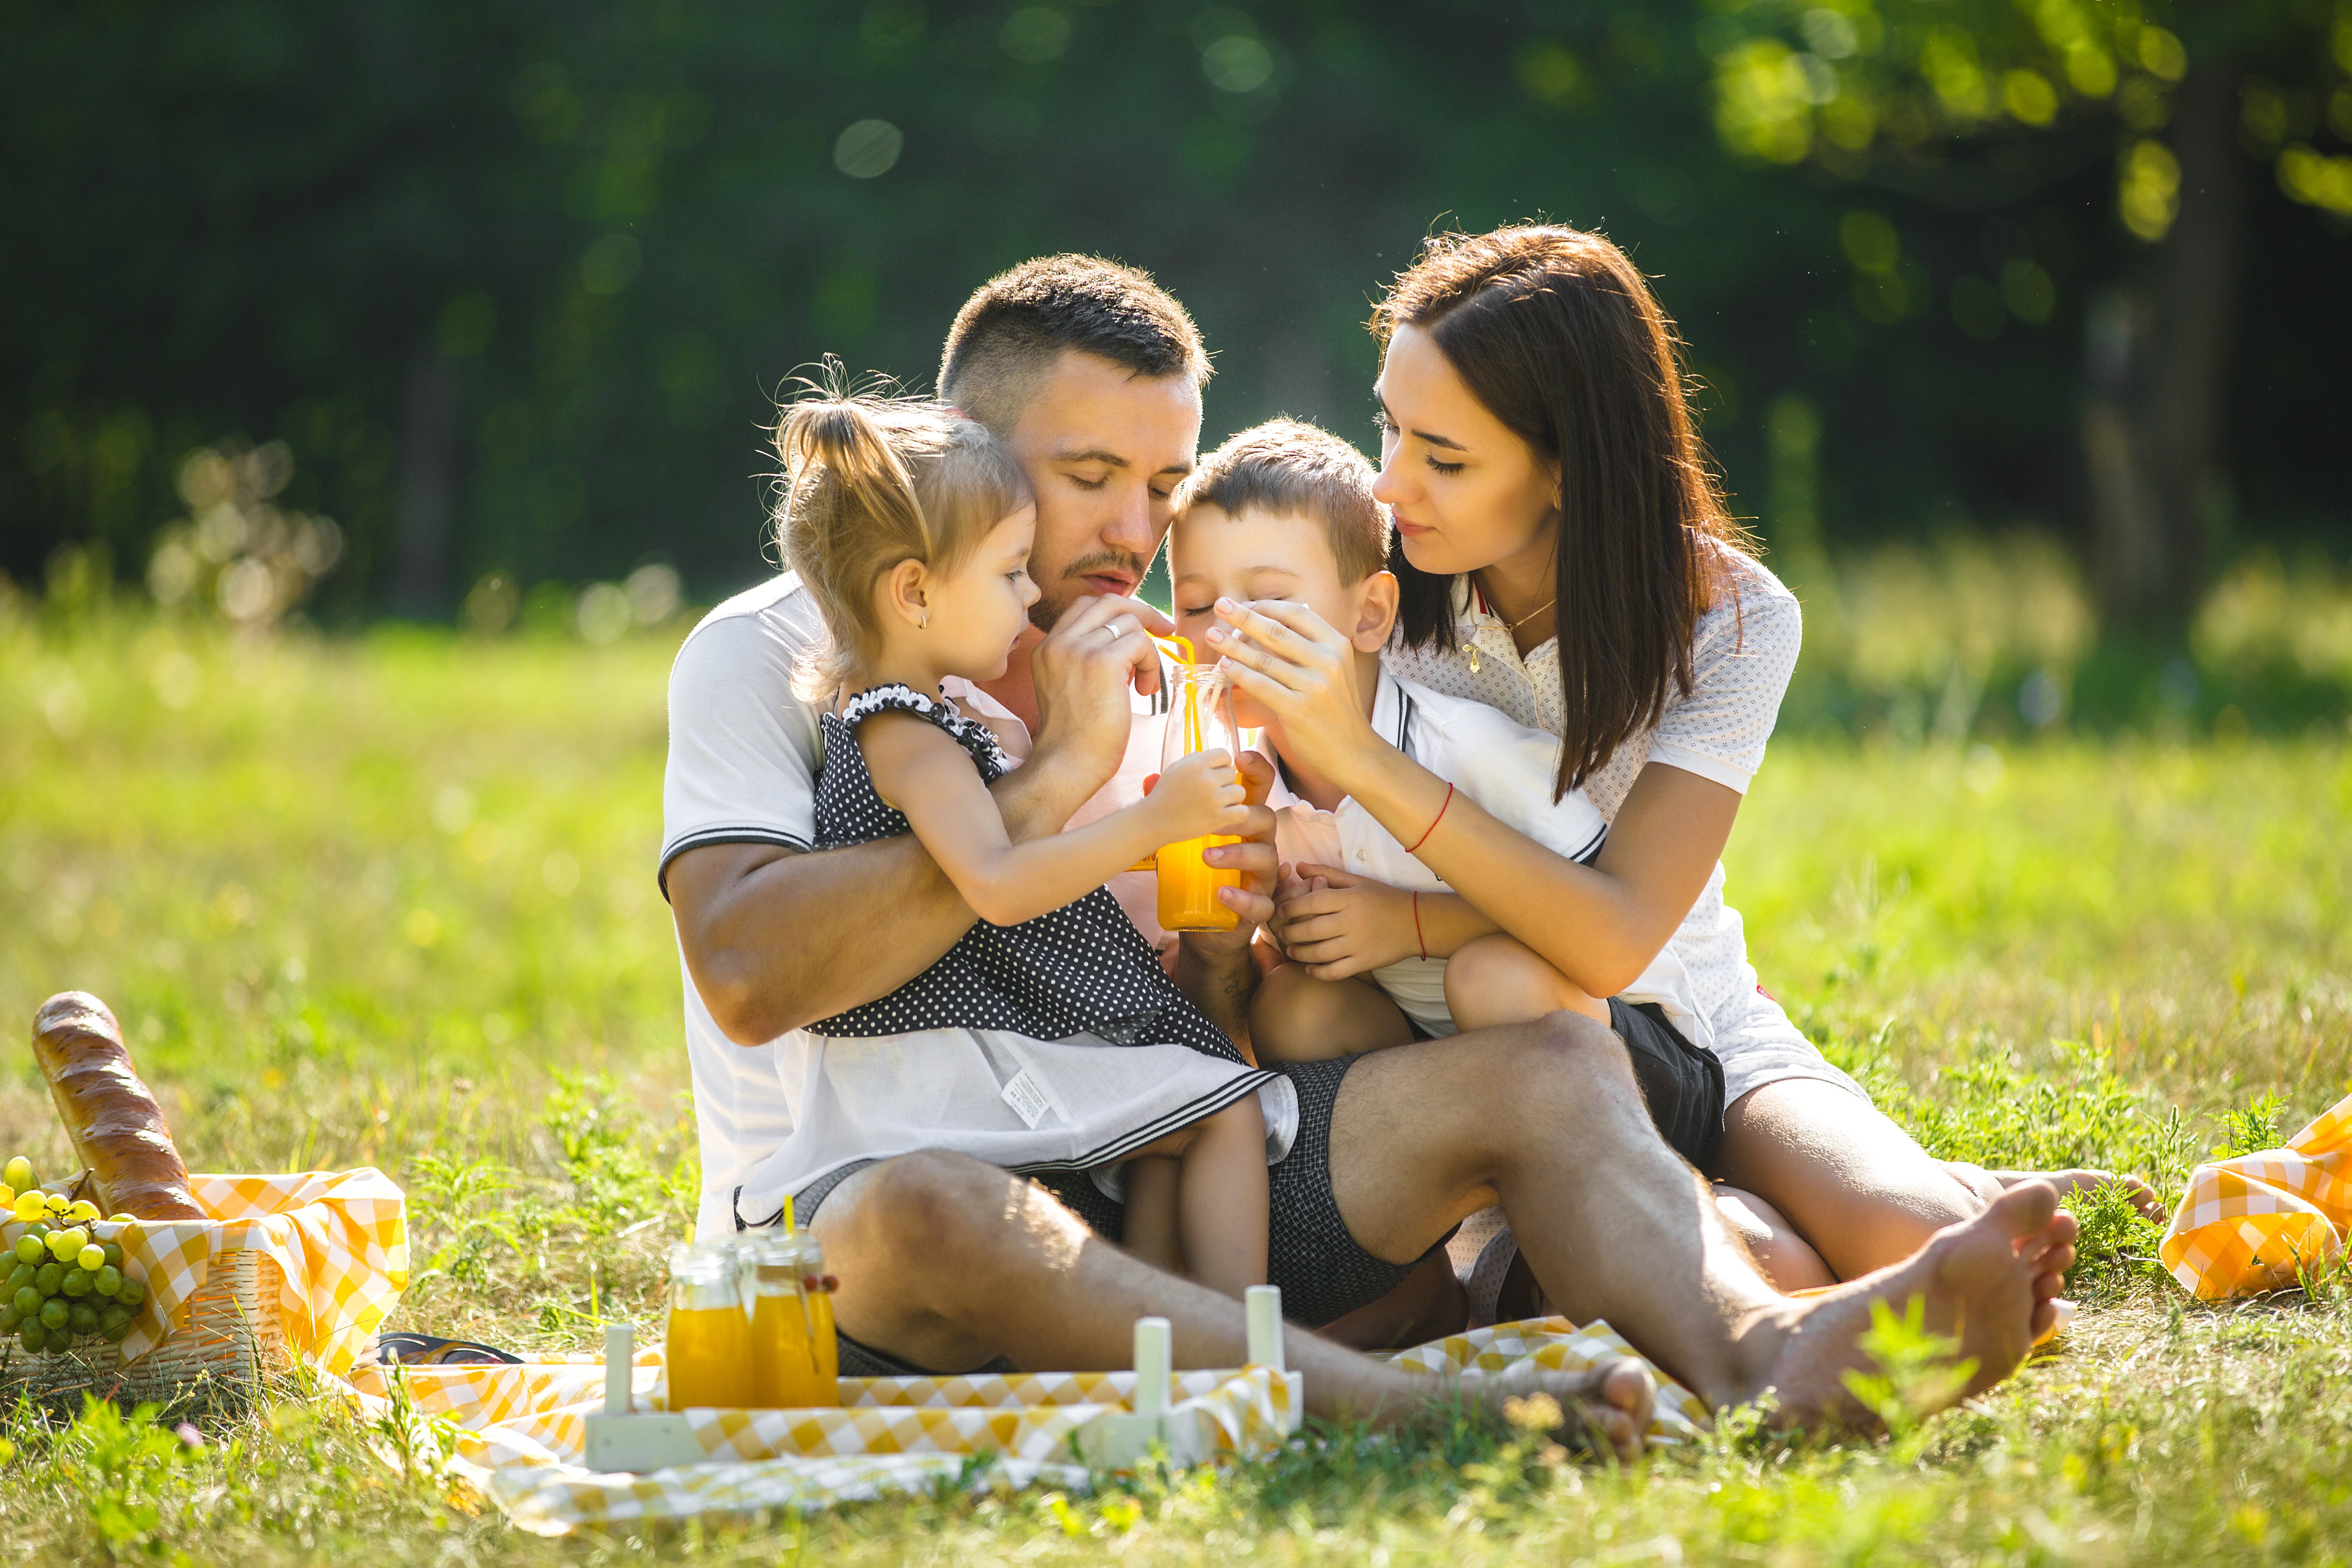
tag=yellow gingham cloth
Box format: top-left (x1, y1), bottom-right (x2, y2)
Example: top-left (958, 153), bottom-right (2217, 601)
top-left (2161, 1090), bottom-right (2352, 1299)
top-left (339, 1315), bottom-right (1700, 1535)
top-left (0, 1169), bottom-right (408, 1372)
top-left (1385, 1316), bottom-right (1711, 1441)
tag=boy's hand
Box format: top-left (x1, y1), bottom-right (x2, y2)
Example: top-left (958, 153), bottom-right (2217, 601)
top-left (1272, 863), bottom-right (1419, 978)
top-left (1149, 749), bottom-right (1250, 843)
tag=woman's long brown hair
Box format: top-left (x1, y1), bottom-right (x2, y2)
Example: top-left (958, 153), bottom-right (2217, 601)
top-left (1372, 225), bottom-right (1754, 799)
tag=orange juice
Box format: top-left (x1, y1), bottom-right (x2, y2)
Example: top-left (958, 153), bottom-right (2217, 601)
top-left (806, 1285), bottom-right (838, 1384)
top-left (748, 1290), bottom-right (825, 1406)
top-left (1156, 660), bottom-right (1243, 931)
top-left (742, 1232), bottom-right (841, 1407)
top-left (664, 1304), bottom-right (751, 1409)
top-left (1156, 834), bottom-right (1241, 930)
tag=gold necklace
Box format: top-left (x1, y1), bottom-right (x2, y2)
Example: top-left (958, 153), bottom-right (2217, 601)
top-left (1467, 579), bottom-right (1555, 673)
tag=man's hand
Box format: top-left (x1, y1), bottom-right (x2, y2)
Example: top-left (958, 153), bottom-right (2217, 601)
top-left (1190, 749), bottom-right (1280, 950)
top-left (1026, 592), bottom-right (1172, 791)
top-left (1272, 864), bottom-right (1419, 979)
top-left (1171, 750), bottom-right (1280, 1055)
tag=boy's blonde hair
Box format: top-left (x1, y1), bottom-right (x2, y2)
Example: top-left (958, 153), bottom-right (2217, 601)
top-left (773, 379), bottom-right (1033, 692)
top-left (1175, 419), bottom-right (1389, 585)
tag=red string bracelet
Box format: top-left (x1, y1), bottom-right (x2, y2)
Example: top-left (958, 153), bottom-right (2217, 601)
top-left (1412, 891), bottom-right (1426, 960)
top-left (1403, 783), bottom-right (1454, 855)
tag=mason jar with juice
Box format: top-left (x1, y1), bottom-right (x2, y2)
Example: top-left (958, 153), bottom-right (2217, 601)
top-left (1155, 660), bottom-right (1243, 932)
top-left (741, 1231), bottom-right (840, 1408)
top-left (663, 1240), bottom-right (751, 1410)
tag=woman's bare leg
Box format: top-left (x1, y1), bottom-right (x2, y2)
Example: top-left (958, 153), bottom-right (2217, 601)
top-left (1251, 962), bottom-right (1414, 1061)
top-left (1713, 1080), bottom-right (1992, 1280)
top-left (1713, 1185), bottom-right (1836, 1292)
top-left (1445, 933), bottom-right (1610, 1031)
top-left (1177, 1097), bottom-right (1270, 1298)
top-left (1122, 1156), bottom-right (1183, 1274)
top-left (1964, 1163), bottom-right (2166, 1221)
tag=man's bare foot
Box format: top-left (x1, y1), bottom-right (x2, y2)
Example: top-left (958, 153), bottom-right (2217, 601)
top-left (1457, 1356), bottom-right (1655, 1463)
top-left (1735, 1180), bottom-right (2078, 1430)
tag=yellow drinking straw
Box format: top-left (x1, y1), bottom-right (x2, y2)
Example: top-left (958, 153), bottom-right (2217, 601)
top-left (1127, 635), bottom-right (1203, 874)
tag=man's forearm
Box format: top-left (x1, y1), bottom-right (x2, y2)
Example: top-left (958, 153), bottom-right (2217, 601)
top-left (672, 734), bottom-right (1117, 1043)
top-left (673, 835), bottom-right (977, 1042)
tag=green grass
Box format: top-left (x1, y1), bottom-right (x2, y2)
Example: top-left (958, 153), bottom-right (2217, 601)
top-left (3, 606), bottom-right (2351, 1565)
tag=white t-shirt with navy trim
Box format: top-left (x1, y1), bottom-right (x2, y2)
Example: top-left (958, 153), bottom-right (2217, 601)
top-left (661, 574), bottom-right (1238, 1236)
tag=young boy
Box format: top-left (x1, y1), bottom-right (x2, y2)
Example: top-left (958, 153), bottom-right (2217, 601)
top-left (1167, 419), bottom-right (1721, 1164)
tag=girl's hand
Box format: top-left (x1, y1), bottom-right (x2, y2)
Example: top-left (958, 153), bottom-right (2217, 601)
top-left (1148, 749), bottom-right (1250, 843)
top-left (1270, 863), bottom-right (1419, 979)
top-left (1206, 599), bottom-right (1380, 789)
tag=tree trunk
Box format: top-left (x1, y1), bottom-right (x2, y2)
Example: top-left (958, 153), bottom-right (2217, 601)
top-left (392, 353), bottom-right (458, 617)
top-left (2085, 57), bottom-right (2243, 641)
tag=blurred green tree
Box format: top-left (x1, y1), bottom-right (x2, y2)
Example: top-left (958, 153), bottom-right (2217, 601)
top-left (1697, 0), bottom-right (2352, 638)
top-left (1, 0), bottom-right (2344, 632)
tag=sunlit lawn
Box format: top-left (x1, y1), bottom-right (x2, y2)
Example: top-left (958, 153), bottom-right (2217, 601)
top-left (2, 607), bottom-right (2350, 1565)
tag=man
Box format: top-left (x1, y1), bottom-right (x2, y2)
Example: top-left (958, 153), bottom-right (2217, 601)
top-left (660, 256), bottom-right (2076, 1447)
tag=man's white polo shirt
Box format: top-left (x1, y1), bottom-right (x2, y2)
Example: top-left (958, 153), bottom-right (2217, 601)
top-left (659, 574), bottom-right (1177, 1237)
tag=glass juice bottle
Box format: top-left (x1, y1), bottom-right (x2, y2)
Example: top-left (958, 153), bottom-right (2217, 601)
top-left (1156, 662), bottom-right (1242, 931)
top-left (742, 1233), bottom-right (840, 1407)
top-left (664, 1241), bottom-right (751, 1410)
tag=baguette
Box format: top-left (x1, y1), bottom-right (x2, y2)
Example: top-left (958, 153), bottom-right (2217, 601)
top-left (31, 991), bottom-right (205, 1221)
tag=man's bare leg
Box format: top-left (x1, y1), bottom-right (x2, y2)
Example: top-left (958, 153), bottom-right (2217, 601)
top-left (1322, 1011), bottom-right (2076, 1425)
top-left (806, 1149), bottom-right (1656, 1457)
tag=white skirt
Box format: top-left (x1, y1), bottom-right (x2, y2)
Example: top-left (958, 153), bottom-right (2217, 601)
top-left (731, 1026), bottom-right (1298, 1226)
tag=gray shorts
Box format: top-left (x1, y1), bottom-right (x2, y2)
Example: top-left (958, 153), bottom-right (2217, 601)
top-left (739, 1056), bottom-right (1432, 1377)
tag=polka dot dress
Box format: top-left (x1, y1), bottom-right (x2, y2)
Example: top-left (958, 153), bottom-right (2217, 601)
top-left (808, 684), bottom-right (1243, 1068)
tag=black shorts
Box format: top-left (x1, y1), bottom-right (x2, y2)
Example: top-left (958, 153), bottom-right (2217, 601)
top-left (1606, 996), bottom-right (1728, 1174)
top-left (755, 1055), bottom-right (1428, 1378)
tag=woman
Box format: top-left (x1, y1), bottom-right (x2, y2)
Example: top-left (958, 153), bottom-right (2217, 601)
top-left (1207, 225), bottom-right (2149, 1293)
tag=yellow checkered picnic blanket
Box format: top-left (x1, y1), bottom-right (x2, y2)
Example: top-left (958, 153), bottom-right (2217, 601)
top-left (2160, 1089), bottom-right (2352, 1299)
top-left (0, 1169), bottom-right (408, 1371)
top-left (339, 1315), bottom-right (1706, 1534)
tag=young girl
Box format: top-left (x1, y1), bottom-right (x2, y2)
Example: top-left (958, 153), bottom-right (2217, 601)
top-left (777, 386), bottom-right (1274, 1298)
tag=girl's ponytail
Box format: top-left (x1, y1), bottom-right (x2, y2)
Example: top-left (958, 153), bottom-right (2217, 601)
top-left (769, 368), bottom-right (1032, 698)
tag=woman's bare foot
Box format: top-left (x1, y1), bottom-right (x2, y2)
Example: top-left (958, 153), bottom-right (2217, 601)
top-left (1991, 1167), bottom-right (2166, 1223)
top-left (1459, 1356), bottom-right (1656, 1463)
top-left (1733, 1180), bottom-right (2078, 1430)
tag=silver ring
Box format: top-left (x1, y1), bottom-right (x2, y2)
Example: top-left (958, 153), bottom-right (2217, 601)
top-left (1100, 619), bottom-right (1129, 643)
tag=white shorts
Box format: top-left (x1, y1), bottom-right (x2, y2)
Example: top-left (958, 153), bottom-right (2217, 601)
top-left (1706, 985), bottom-right (1870, 1110)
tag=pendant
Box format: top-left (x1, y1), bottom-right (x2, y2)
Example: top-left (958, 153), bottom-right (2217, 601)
top-left (1468, 646), bottom-right (1482, 674)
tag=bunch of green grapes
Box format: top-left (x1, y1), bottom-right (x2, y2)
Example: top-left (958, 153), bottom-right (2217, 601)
top-left (1, 1156), bottom-right (149, 1356)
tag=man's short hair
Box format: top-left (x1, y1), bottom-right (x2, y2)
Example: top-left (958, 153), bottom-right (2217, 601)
top-left (1177, 419), bottom-right (1390, 586)
top-left (938, 255), bottom-right (1211, 435)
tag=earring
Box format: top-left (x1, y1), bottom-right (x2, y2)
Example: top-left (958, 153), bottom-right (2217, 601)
top-left (918, 611), bottom-right (929, 630)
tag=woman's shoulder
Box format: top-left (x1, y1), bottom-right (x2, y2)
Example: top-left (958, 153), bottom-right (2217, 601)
top-left (1690, 544), bottom-right (1802, 673)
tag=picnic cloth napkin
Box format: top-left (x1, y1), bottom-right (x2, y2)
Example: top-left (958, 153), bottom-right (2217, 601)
top-left (2160, 1089), bottom-right (2352, 1299)
top-left (0, 1169), bottom-right (410, 1371)
top-left (339, 1315), bottom-right (1707, 1534)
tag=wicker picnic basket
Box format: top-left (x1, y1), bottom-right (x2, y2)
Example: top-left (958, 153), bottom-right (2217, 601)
top-left (0, 1247), bottom-right (291, 1414)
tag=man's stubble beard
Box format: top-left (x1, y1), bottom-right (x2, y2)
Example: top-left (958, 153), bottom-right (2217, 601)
top-left (1027, 546), bottom-right (1153, 634)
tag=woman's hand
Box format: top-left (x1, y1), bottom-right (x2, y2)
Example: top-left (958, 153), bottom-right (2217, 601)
top-left (1206, 598), bottom-right (1381, 791)
top-left (1271, 863), bottom-right (1420, 980)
